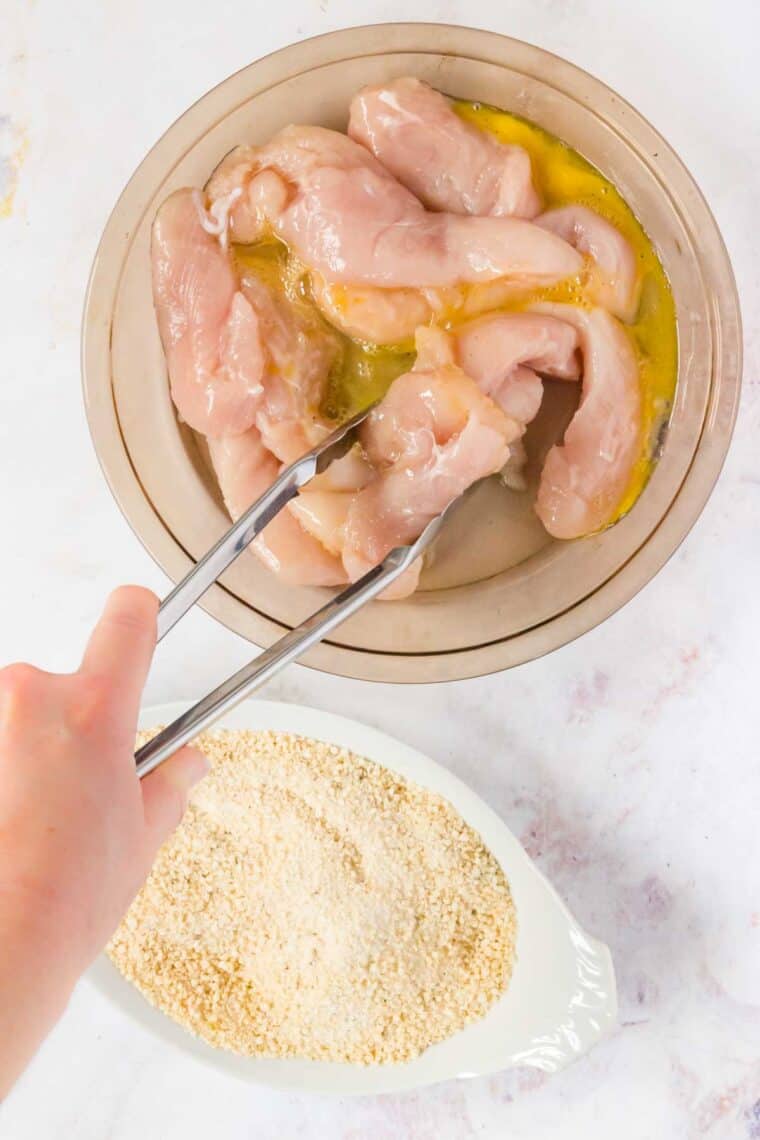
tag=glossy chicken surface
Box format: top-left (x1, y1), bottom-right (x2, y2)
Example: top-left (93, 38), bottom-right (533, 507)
top-left (235, 273), bottom-right (336, 463)
top-left (536, 205), bottom-right (640, 323)
top-left (309, 275), bottom-right (434, 345)
top-left (207, 126), bottom-right (582, 289)
top-left (348, 76), bottom-right (541, 219)
top-left (207, 429), bottom-right (347, 586)
top-left (452, 312), bottom-right (582, 489)
top-left (151, 190), bottom-right (265, 436)
top-left (454, 312), bottom-right (580, 418)
top-left (290, 327), bottom-right (520, 598)
top-left (343, 328), bottom-right (519, 580)
top-left (532, 304), bottom-right (642, 538)
top-left (151, 79), bottom-right (668, 597)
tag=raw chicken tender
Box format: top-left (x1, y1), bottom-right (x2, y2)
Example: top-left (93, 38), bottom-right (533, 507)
top-left (152, 189), bottom-right (338, 452)
top-left (310, 275), bottom-right (433, 345)
top-left (207, 127), bottom-right (582, 289)
top-left (536, 205), bottom-right (641, 323)
top-left (238, 273), bottom-right (337, 462)
top-left (531, 303), bottom-right (642, 538)
top-left (342, 328), bottom-right (521, 587)
top-left (288, 491), bottom-right (354, 557)
top-left (452, 311), bottom-right (581, 489)
top-left (290, 444), bottom-right (411, 589)
top-left (153, 191), bottom-right (345, 584)
top-left (289, 447), bottom-right (375, 558)
top-left (290, 328), bottom-right (520, 599)
top-left (204, 159), bottom-right (290, 245)
top-left (349, 76), bottom-right (540, 219)
top-left (208, 429), bottom-right (347, 586)
top-left (454, 311), bottom-right (580, 421)
top-left (308, 274), bottom-right (558, 347)
top-left (207, 427), bottom-right (279, 521)
top-left (151, 190), bottom-right (266, 436)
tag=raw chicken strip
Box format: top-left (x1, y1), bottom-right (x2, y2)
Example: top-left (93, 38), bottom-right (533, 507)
top-left (288, 491), bottom-right (353, 557)
top-left (208, 325), bottom-right (522, 597)
top-left (450, 312), bottom-right (580, 488)
top-left (306, 445), bottom-right (376, 493)
top-left (536, 205), bottom-right (641, 323)
top-left (454, 311), bottom-right (580, 420)
top-left (290, 447), bottom-right (375, 555)
top-left (238, 273), bottom-right (337, 462)
top-left (349, 76), bottom-right (540, 219)
top-left (204, 160), bottom-right (290, 245)
top-left (290, 446), bottom-right (375, 571)
top-left (208, 430), bottom-right (347, 586)
top-left (207, 427), bottom-right (278, 520)
top-left (207, 127), bottom-right (582, 289)
top-left (152, 189), bottom-right (337, 454)
top-left (293, 479), bottom-right (421, 601)
top-left (309, 276), bottom-right (540, 347)
top-left (531, 304), bottom-right (642, 539)
top-left (343, 328), bottom-right (521, 590)
top-left (310, 274), bottom-right (433, 345)
top-left (151, 190), bottom-right (265, 436)
top-left (251, 504), bottom-right (347, 587)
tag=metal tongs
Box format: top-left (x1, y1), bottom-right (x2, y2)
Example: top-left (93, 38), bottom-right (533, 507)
top-left (135, 405), bottom-right (469, 778)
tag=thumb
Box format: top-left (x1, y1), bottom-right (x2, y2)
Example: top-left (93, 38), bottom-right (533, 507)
top-left (141, 746), bottom-right (210, 860)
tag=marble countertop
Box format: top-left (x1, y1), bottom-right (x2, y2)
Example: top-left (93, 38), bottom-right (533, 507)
top-left (1, 0), bottom-right (758, 1136)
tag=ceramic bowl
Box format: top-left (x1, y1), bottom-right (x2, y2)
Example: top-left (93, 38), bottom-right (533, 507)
top-left (82, 24), bottom-right (742, 682)
top-left (89, 699), bottom-right (617, 1095)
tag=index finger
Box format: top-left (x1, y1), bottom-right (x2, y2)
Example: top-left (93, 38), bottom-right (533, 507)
top-left (80, 587), bottom-right (158, 720)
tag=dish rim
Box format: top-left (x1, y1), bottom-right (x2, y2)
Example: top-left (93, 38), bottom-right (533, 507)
top-left (90, 697), bottom-right (617, 1095)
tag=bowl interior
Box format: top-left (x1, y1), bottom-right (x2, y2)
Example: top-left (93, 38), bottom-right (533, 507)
top-left (84, 26), bottom-right (740, 681)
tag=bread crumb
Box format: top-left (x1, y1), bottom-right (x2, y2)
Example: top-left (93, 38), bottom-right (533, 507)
top-left (108, 729), bottom-right (517, 1065)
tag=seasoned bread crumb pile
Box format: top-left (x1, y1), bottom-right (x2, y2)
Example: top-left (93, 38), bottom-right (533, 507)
top-left (108, 729), bottom-right (517, 1064)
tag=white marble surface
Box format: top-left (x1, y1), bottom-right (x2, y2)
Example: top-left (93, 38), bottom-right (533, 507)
top-left (1, 0), bottom-right (758, 1135)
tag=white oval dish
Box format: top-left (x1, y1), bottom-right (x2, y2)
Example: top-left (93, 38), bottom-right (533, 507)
top-left (89, 700), bottom-right (617, 1095)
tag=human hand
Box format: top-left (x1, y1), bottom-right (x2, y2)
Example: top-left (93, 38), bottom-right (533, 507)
top-left (0, 586), bottom-right (208, 1097)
